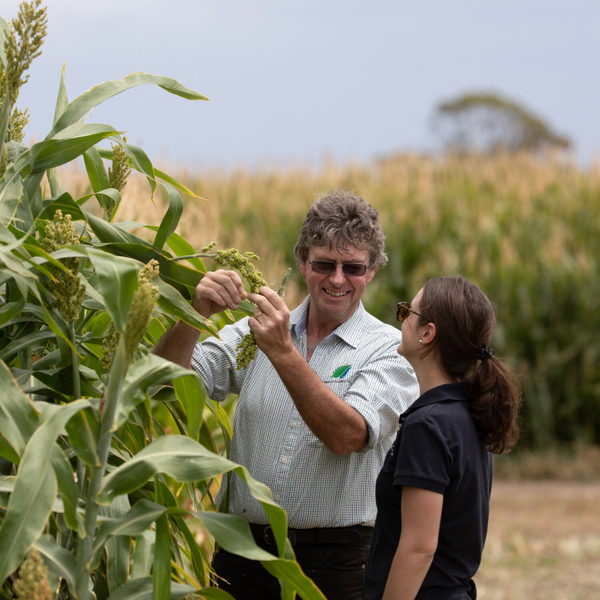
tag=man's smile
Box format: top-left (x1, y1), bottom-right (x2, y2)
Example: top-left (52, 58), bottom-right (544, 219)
top-left (324, 289), bottom-right (350, 297)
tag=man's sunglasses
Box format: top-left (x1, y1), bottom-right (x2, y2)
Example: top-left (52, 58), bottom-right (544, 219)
top-left (396, 301), bottom-right (427, 323)
top-left (308, 260), bottom-right (370, 277)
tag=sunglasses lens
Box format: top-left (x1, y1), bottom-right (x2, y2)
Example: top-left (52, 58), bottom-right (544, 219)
top-left (310, 261), bottom-right (336, 274)
top-left (342, 264), bottom-right (367, 277)
top-left (397, 303), bottom-right (410, 322)
top-left (310, 261), bottom-right (368, 277)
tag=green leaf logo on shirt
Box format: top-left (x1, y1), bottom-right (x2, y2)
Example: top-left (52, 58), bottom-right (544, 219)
top-left (332, 365), bottom-right (352, 379)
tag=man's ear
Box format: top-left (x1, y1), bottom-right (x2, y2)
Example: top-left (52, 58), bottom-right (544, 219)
top-left (299, 260), bottom-right (307, 278)
top-left (421, 322), bottom-right (437, 346)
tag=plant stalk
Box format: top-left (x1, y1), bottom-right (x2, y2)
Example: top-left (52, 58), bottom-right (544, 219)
top-left (75, 339), bottom-right (129, 600)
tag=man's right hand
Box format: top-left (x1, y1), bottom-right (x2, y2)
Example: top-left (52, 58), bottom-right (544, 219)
top-left (192, 270), bottom-right (248, 318)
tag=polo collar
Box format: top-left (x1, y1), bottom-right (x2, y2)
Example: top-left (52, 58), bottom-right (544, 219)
top-left (290, 296), bottom-right (367, 349)
top-left (407, 382), bottom-right (471, 413)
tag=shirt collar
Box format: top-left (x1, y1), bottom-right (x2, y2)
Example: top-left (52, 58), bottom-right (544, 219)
top-left (408, 381), bottom-right (471, 413)
top-left (290, 296), bottom-right (368, 348)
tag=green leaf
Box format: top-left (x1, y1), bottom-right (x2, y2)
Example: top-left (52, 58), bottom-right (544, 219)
top-left (91, 500), bottom-right (168, 570)
top-left (0, 298), bottom-right (25, 326)
top-left (110, 137), bottom-right (157, 200)
top-left (84, 247), bottom-right (140, 333)
top-left (118, 354), bottom-right (206, 429)
top-left (153, 513), bottom-right (171, 600)
top-left (0, 329), bottom-right (56, 363)
top-left (158, 229), bottom-right (206, 271)
top-left (47, 72), bottom-right (208, 141)
top-left (155, 277), bottom-right (218, 336)
top-left (106, 577), bottom-right (198, 600)
top-left (35, 534), bottom-right (77, 592)
top-left (39, 192), bottom-right (85, 221)
top-left (153, 183), bottom-right (183, 251)
top-left (196, 513), bottom-right (326, 600)
top-left (96, 435), bottom-right (288, 555)
top-left (0, 400), bottom-right (91, 585)
top-left (53, 62), bottom-right (70, 125)
top-left (50, 445), bottom-right (80, 531)
top-left (130, 530), bottom-right (155, 580)
top-left (83, 146), bottom-right (114, 212)
top-left (0, 126), bottom-right (120, 215)
top-left (173, 375), bottom-right (206, 441)
top-left (0, 360), bottom-right (39, 461)
top-left (65, 406), bottom-right (101, 467)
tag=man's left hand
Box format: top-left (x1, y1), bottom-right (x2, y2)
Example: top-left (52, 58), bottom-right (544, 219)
top-left (247, 287), bottom-right (293, 358)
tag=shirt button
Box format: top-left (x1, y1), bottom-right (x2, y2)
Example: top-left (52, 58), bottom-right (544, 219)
top-left (291, 422), bottom-right (298, 428)
top-left (274, 494), bottom-right (281, 500)
top-left (282, 457), bottom-right (288, 464)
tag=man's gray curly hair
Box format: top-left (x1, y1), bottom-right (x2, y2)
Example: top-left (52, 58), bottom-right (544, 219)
top-left (293, 188), bottom-right (388, 268)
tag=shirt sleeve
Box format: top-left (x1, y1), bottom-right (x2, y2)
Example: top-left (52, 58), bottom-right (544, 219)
top-left (393, 411), bottom-right (452, 495)
top-left (190, 318), bottom-right (250, 402)
top-left (343, 334), bottom-right (420, 452)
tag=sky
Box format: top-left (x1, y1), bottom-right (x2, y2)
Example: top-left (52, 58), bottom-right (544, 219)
top-left (13, 0), bottom-right (600, 170)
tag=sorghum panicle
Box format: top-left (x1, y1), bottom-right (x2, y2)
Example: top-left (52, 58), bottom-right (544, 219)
top-left (108, 137), bottom-right (132, 193)
top-left (41, 210), bottom-right (85, 323)
top-left (123, 260), bottom-right (160, 364)
top-left (13, 547), bottom-right (52, 600)
top-left (100, 324), bottom-right (120, 372)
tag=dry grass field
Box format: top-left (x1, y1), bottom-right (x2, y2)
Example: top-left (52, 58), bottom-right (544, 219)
top-left (475, 481), bottom-right (600, 599)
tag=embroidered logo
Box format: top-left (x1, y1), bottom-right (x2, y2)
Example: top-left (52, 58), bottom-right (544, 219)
top-left (332, 365), bottom-right (352, 379)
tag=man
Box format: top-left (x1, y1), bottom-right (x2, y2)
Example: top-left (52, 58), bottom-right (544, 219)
top-left (153, 189), bottom-right (419, 599)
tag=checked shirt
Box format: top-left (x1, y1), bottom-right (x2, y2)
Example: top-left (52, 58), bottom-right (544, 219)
top-left (191, 296), bottom-right (419, 528)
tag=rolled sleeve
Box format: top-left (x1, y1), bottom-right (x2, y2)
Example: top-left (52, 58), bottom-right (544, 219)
top-left (343, 339), bottom-right (420, 452)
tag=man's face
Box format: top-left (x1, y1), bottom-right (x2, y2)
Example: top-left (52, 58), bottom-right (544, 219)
top-left (298, 243), bottom-right (375, 327)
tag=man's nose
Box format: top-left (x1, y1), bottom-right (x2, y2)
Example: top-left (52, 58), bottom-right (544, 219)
top-left (329, 264), bottom-right (347, 285)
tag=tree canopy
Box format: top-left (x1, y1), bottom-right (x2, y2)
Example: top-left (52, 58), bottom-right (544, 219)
top-left (432, 92), bottom-right (571, 154)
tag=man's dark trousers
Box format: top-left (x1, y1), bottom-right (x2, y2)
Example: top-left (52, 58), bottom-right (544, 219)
top-left (212, 524), bottom-right (371, 599)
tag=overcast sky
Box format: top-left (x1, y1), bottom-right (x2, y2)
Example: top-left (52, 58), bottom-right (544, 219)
top-left (14, 0), bottom-right (600, 169)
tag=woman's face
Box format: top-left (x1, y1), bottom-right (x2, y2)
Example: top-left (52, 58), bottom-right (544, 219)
top-left (397, 287), bottom-right (426, 362)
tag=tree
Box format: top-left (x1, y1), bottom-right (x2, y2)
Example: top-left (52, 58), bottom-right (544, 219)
top-left (432, 91), bottom-right (570, 154)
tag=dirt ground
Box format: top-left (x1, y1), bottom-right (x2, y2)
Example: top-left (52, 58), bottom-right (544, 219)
top-left (474, 481), bottom-right (600, 600)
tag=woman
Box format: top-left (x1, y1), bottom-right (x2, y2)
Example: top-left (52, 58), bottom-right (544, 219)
top-left (365, 276), bottom-right (521, 600)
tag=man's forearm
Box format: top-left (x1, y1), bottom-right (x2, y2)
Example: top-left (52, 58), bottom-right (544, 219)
top-left (152, 320), bottom-right (201, 369)
top-left (269, 346), bottom-right (369, 455)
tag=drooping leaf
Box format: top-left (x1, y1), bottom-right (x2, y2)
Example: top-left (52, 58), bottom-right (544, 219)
top-left (35, 534), bottom-right (77, 593)
top-left (118, 354), bottom-right (205, 429)
top-left (0, 360), bottom-right (39, 461)
top-left (0, 400), bottom-right (90, 584)
top-left (83, 247), bottom-right (140, 333)
top-left (153, 183), bottom-right (183, 251)
top-left (65, 406), bottom-right (101, 467)
top-left (106, 576), bottom-right (198, 600)
top-left (50, 444), bottom-right (80, 531)
top-left (47, 73), bottom-right (208, 141)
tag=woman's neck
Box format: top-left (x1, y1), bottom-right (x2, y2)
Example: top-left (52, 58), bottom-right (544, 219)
top-left (412, 359), bottom-right (456, 395)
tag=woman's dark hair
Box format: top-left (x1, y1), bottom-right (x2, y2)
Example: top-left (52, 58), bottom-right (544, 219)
top-left (419, 276), bottom-right (521, 454)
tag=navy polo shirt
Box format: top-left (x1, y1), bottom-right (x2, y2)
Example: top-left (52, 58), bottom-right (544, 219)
top-left (365, 382), bottom-right (493, 600)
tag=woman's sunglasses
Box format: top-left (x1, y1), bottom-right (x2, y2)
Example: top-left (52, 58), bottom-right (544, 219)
top-left (308, 260), bottom-right (370, 277)
top-left (396, 301), bottom-right (427, 323)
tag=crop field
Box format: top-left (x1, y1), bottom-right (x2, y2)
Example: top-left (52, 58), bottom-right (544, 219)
top-left (476, 480), bottom-right (600, 600)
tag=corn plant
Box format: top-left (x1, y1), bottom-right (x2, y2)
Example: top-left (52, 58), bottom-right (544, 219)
top-left (0, 3), bottom-right (325, 599)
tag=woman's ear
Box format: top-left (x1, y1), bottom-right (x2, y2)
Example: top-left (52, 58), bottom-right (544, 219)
top-left (421, 322), bottom-right (437, 346)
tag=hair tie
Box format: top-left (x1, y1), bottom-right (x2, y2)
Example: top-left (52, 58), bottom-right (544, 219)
top-left (479, 347), bottom-right (495, 359)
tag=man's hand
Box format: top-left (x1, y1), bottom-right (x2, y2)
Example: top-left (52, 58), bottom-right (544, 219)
top-left (247, 286), bottom-right (293, 358)
top-left (192, 270), bottom-right (248, 319)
